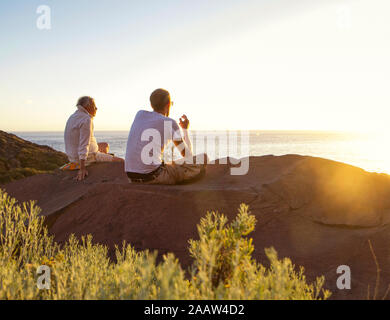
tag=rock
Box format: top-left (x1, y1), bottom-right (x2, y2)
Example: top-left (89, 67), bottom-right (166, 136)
top-left (3, 154), bottom-right (390, 299)
top-left (0, 131), bottom-right (68, 183)
top-left (264, 157), bottom-right (390, 227)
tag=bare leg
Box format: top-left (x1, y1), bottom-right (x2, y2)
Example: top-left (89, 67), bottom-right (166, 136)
top-left (194, 153), bottom-right (209, 166)
top-left (97, 142), bottom-right (124, 162)
top-left (98, 142), bottom-right (110, 154)
top-left (112, 156), bottom-right (124, 163)
top-left (174, 153), bottom-right (208, 166)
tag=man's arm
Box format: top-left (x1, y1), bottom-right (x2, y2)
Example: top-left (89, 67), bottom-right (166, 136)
top-left (173, 137), bottom-right (192, 159)
top-left (173, 115), bottom-right (193, 160)
top-left (181, 128), bottom-right (193, 154)
top-left (76, 119), bottom-right (92, 181)
top-left (77, 159), bottom-right (88, 180)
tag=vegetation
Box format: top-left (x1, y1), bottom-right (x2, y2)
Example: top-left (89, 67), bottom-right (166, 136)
top-left (0, 189), bottom-right (330, 300)
top-left (0, 131), bottom-right (67, 184)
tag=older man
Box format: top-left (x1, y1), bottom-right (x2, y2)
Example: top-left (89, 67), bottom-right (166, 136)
top-left (64, 96), bottom-right (123, 181)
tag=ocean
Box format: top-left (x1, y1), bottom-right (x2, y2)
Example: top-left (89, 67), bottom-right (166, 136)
top-left (13, 131), bottom-right (390, 175)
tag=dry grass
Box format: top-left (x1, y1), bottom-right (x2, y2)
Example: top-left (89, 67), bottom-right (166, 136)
top-left (0, 189), bottom-right (331, 300)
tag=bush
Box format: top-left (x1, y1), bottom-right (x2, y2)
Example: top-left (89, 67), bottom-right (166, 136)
top-left (0, 190), bottom-right (331, 300)
top-left (0, 168), bottom-right (51, 184)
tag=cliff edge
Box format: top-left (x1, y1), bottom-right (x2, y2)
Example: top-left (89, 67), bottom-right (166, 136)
top-left (3, 149), bottom-right (390, 299)
top-left (0, 130), bottom-right (67, 183)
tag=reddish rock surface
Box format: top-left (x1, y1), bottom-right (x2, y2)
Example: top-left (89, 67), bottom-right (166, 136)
top-left (3, 155), bottom-right (390, 299)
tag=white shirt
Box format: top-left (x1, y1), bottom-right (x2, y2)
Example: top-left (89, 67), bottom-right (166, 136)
top-left (64, 107), bottom-right (98, 162)
top-left (125, 110), bottom-right (183, 174)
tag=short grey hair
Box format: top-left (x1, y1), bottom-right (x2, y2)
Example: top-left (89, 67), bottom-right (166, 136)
top-left (77, 96), bottom-right (94, 108)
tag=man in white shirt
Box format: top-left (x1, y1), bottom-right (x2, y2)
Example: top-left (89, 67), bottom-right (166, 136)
top-left (125, 88), bottom-right (207, 184)
top-left (64, 96), bottom-right (123, 181)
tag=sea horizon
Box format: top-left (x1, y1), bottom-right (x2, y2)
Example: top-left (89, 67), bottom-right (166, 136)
top-left (11, 130), bottom-right (390, 175)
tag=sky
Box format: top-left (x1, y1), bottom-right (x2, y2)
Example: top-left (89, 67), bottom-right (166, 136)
top-left (0, 0), bottom-right (389, 132)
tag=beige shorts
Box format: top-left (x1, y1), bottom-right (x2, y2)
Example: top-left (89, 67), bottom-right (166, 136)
top-left (129, 154), bottom-right (207, 185)
top-left (148, 163), bottom-right (205, 185)
top-left (86, 152), bottom-right (114, 165)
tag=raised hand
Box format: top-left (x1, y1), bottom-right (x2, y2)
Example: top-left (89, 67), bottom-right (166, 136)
top-left (179, 114), bottom-right (190, 130)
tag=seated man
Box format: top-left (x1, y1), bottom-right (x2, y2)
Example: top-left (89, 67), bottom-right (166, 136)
top-left (64, 96), bottom-right (123, 181)
top-left (125, 88), bottom-right (207, 184)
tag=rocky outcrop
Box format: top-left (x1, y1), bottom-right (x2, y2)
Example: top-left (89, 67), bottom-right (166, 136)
top-left (0, 131), bottom-right (68, 183)
top-left (3, 155), bottom-right (390, 299)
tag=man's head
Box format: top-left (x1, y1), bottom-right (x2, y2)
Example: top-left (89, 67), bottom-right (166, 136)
top-left (150, 89), bottom-right (172, 116)
top-left (77, 96), bottom-right (97, 117)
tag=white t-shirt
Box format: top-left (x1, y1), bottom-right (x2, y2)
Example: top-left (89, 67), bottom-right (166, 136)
top-left (125, 110), bottom-right (182, 174)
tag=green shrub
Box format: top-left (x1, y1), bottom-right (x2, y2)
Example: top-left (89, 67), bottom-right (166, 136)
top-left (188, 204), bottom-right (329, 300)
top-left (0, 191), bottom-right (57, 266)
top-left (0, 190), bottom-right (331, 300)
top-left (0, 168), bottom-right (52, 184)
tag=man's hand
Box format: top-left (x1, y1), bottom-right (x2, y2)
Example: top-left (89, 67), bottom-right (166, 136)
top-left (75, 159), bottom-right (88, 181)
top-left (179, 115), bottom-right (190, 130)
top-left (76, 168), bottom-right (88, 181)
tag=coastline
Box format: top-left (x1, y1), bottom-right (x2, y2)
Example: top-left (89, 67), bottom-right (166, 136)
top-left (9, 130), bottom-right (390, 175)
